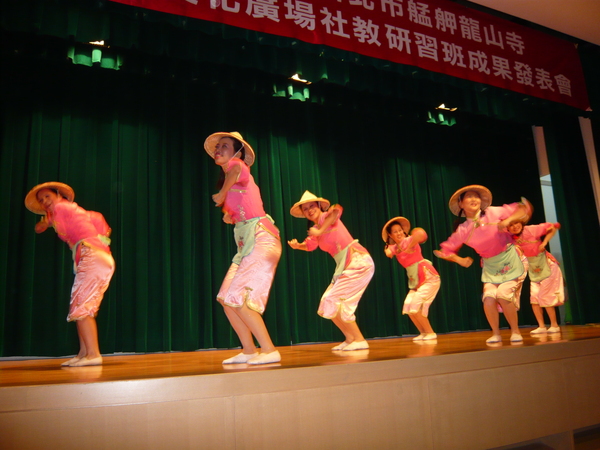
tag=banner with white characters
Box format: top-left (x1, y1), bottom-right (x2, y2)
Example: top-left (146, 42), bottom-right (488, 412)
top-left (109, 0), bottom-right (590, 110)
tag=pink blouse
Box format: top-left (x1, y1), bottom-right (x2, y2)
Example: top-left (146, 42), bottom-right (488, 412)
top-left (390, 237), bottom-right (439, 288)
top-left (304, 208), bottom-right (367, 257)
top-left (222, 158), bottom-right (266, 223)
top-left (47, 201), bottom-right (111, 254)
top-left (390, 237), bottom-right (426, 268)
top-left (439, 203), bottom-right (520, 259)
top-left (512, 223), bottom-right (556, 257)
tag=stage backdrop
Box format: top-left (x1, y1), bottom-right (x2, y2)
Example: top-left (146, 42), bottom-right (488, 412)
top-left (2, 52), bottom-right (577, 357)
top-left (1, 1), bottom-right (599, 357)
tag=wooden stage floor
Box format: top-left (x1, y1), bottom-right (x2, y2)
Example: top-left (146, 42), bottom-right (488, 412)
top-left (2, 324), bottom-right (600, 388)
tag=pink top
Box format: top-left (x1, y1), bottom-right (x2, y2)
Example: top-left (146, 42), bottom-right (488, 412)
top-left (222, 158), bottom-right (266, 223)
top-left (390, 237), bottom-right (439, 288)
top-left (439, 203), bottom-right (520, 258)
top-left (47, 201), bottom-right (111, 254)
top-left (304, 209), bottom-right (367, 257)
top-left (390, 237), bottom-right (426, 268)
top-left (512, 223), bottom-right (556, 257)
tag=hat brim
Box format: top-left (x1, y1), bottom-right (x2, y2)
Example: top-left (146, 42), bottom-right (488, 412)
top-left (25, 182), bottom-right (75, 214)
top-left (520, 197), bottom-right (534, 224)
top-left (290, 198), bottom-right (331, 218)
top-left (204, 132), bottom-right (256, 167)
top-left (449, 185), bottom-right (492, 216)
top-left (382, 216), bottom-right (411, 242)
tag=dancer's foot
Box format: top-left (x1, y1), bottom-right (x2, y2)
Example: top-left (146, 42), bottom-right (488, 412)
top-left (412, 334), bottom-right (426, 342)
top-left (222, 352), bottom-right (258, 364)
top-left (422, 333), bottom-right (437, 341)
top-left (248, 351), bottom-right (281, 365)
top-left (547, 326), bottom-right (561, 334)
top-left (486, 335), bottom-right (502, 344)
top-left (61, 356), bottom-right (82, 366)
top-left (530, 327), bottom-right (547, 335)
top-left (342, 340), bottom-right (369, 351)
top-left (332, 342), bottom-right (350, 351)
top-left (510, 333), bottom-right (523, 343)
top-left (70, 356), bottom-right (103, 367)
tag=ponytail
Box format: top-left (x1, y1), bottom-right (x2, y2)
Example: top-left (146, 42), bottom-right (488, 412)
top-left (452, 209), bottom-right (464, 231)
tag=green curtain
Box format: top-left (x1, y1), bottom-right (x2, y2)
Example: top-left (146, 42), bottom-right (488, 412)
top-left (2, 0), bottom-right (598, 357)
top-left (1, 52), bottom-right (551, 357)
top-left (543, 114), bottom-right (600, 324)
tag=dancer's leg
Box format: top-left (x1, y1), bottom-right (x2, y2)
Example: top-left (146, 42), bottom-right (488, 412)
top-left (222, 303), bottom-right (258, 354)
top-left (483, 297), bottom-right (501, 336)
top-left (531, 304), bottom-right (546, 328)
top-left (234, 303), bottom-right (276, 354)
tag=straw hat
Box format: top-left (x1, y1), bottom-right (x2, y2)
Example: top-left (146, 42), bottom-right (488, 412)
top-left (204, 131), bottom-right (255, 167)
top-left (290, 191), bottom-right (331, 218)
top-left (448, 185), bottom-right (492, 216)
top-left (511, 197), bottom-right (535, 224)
top-left (521, 197), bottom-right (534, 223)
top-left (381, 216), bottom-right (410, 242)
top-left (25, 182), bottom-right (75, 215)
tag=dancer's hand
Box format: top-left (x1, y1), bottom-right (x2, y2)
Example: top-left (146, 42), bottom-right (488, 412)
top-left (455, 256), bottom-right (474, 268)
top-left (287, 239), bottom-right (302, 250)
top-left (497, 219), bottom-right (510, 232)
top-left (384, 245), bottom-right (394, 258)
top-left (212, 192), bottom-right (226, 206)
top-left (434, 250), bottom-right (473, 268)
top-left (34, 216), bottom-right (48, 233)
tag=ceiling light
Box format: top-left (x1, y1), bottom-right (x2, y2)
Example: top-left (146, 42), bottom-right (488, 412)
top-left (290, 74), bottom-right (311, 85)
top-left (436, 103), bottom-right (457, 111)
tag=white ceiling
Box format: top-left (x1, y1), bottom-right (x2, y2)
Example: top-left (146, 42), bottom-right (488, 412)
top-left (468, 0), bottom-right (600, 46)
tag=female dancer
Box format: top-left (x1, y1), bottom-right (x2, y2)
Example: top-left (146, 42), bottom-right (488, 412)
top-left (288, 191), bottom-right (374, 351)
top-left (205, 131), bottom-right (282, 365)
top-left (383, 217), bottom-right (441, 341)
top-left (25, 182), bottom-right (115, 366)
top-left (434, 185), bottom-right (531, 344)
top-left (508, 220), bottom-right (564, 334)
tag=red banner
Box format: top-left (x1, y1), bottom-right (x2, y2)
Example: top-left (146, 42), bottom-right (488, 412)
top-left (109, 0), bottom-right (590, 110)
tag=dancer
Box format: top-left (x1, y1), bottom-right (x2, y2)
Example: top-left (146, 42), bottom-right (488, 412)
top-left (288, 191), bottom-right (374, 351)
top-left (382, 217), bottom-right (441, 341)
top-left (508, 220), bottom-right (564, 334)
top-left (205, 131), bottom-right (282, 365)
top-left (25, 182), bottom-right (115, 366)
top-left (434, 185), bottom-right (531, 344)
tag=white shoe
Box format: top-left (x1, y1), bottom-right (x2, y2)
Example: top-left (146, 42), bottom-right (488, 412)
top-left (530, 327), bottom-right (547, 334)
top-left (69, 356), bottom-right (103, 367)
top-left (223, 352), bottom-right (258, 364)
top-left (422, 333), bottom-right (437, 341)
top-left (248, 351), bottom-right (281, 365)
top-left (342, 340), bottom-right (369, 351)
top-left (412, 334), bottom-right (426, 341)
top-left (486, 335), bottom-right (502, 344)
top-left (547, 327), bottom-right (561, 334)
top-left (61, 356), bottom-right (82, 366)
top-left (332, 342), bottom-right (350, 351)
top-left (510, 333), bottom-right (523, 342)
